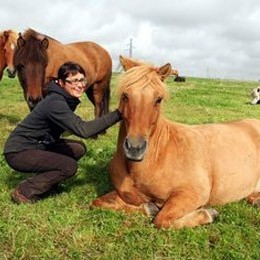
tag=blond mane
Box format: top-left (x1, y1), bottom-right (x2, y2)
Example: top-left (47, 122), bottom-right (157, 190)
top-left (118, 64), bottom-right (168, 98)
top-left (7, 30), bottom-right (18, 42)
top-left (0, 29), bottom-right (18, 44)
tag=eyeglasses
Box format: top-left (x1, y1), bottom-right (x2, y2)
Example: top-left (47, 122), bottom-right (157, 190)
top-left (65, 77), bottom-right (88, 86)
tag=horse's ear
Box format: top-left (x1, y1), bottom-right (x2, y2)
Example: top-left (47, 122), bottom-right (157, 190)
top-left (119, 55), bottom-right (143, 71)
top-left (17, 35), bottom-right (25, 49)
top-left (41, 38), bottom-right (49, 49)
top-left (157, 63), bottom-right (172, 81)
top-left (3, 30), bottom-right (9, 40)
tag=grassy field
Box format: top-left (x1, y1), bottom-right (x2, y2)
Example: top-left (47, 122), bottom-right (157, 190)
top-left (0, 73), bottom-right (259, 259)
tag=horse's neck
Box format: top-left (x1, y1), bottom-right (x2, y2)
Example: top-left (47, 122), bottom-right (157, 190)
top-left (149, 116), bottom-right (175, 156)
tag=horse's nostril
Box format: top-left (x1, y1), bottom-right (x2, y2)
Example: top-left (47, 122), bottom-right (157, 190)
top-left (27, 97), bottom-right (42, 110)
top-left (7, 68), bottom-right (16, 78)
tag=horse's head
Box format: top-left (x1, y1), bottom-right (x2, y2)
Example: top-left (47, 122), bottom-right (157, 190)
top-left (14, 29), bottom-right (49, 110)
top-left (118, 55), bottom-right (172, 161)
top-left (4, 30), bottom-right (19, 78)
top-left (0, 30), bottom-right (18, 80)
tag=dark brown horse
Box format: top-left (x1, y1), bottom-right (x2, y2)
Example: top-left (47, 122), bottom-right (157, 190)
top-left (14, 28), bottom-right (112, 118)
top-left (0, 29), bottom-right (18, 81)
top-left (92, 56), bottom-right (260, 229)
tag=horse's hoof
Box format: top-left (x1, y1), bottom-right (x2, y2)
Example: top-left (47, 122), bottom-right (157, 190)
top-left (91, 199), bottom-right (102, 208)
top-left (143, 202), bottom-right (160, 217)
top-left (207, 208), bottom-right (219, 220)
top-left (252, 198), bottom-right (260, 207)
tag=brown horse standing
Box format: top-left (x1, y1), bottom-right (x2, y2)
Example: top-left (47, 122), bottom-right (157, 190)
top-left (0, 29), bottom-right (18, 81)
top-left (92, 56), bottom-right (260, 229)
top-left (14, 28), bottom-right (112, 119)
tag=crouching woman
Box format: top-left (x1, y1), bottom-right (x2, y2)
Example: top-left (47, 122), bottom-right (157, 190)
top-left (4, 61), bottom-right (121, 203)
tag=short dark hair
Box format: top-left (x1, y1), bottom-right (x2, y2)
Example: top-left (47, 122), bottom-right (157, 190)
top-left (57, 62), bottom-right (85, 81)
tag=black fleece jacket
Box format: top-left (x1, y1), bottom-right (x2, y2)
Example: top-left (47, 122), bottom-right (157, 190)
top-left (4, 82), bottom-right (121, 154)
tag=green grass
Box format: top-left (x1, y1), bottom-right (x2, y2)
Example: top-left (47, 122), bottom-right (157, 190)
top-left (0, 73), bottom-right (259, 259)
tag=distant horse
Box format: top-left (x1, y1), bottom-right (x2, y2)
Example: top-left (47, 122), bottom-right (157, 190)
top-left (250, 87), bottom-right (260, 105)
top-left (14, 28), bottom-right (112, 118)
top-left (170, 68), bottom-right (186, 82)
top-left (171, 69), bottom-right (179, 77)
top-left (174, 75), bottom-right (186, 82)
top-left (0, 29), bottom-right (18, 81)
top-left (92, 56), bottom-right (260, 229)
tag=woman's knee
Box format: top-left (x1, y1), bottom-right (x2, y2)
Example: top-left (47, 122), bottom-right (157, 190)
top-left (62, 139), bottom-right (87, 160)
top-left (63, 160), bottom-right (78, 177)
top-left (74, 141), bottom-right (87, 160)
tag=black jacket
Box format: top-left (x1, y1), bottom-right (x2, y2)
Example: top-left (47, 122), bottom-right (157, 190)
top-left (4, 82), bottom-right (121, 154)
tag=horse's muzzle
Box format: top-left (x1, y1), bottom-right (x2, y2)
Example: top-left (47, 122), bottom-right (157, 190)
top-left (7, 68), bottom-right (16, 78)
top-left (123, 136), bottom-right (147, 161)
top-left (27, 97), bottom-right (42, 111)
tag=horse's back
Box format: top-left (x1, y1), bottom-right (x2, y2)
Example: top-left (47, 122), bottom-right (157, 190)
top-left (46, 40), bottom-right (112, 82)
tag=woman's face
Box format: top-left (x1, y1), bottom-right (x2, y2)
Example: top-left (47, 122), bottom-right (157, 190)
top-left (59, 72), bottom-right (87, 98)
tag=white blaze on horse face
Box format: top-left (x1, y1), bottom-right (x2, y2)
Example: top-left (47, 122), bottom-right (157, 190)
top-left (10, 43), bottom-right (15, 50)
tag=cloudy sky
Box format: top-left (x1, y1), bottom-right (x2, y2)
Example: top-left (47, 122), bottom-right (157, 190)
top-left (2, 0), bottom-right (260, 80)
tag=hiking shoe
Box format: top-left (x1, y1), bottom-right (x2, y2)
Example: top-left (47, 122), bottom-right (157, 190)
top-left (11, 188), bottom-right (35, 204)
top-left (38, 184), bottom-right (61, 199)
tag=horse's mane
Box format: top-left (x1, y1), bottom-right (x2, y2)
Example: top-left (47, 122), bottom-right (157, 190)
top-left (14, 28), bottom-right (49, 65)
top-left (118, 65), bottom-right (168, 98)
top-left (0, 29), bottom-right (18, 42)
top-left (22, 28), bottom-right (60, 43)
top-left (7, 30), bottom-right (18, 41)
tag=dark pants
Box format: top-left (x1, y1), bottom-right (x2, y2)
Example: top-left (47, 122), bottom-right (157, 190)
top-left (4, 139), bottom-right (86, 199)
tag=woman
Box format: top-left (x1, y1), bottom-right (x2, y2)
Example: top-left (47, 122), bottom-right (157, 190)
top-left (4, 61), bottom-right (121, 203)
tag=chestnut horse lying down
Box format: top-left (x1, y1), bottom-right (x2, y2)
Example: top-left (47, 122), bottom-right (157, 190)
top-left (92, 56), bottom-right (260, 229)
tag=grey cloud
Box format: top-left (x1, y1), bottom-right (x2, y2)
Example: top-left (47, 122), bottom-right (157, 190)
top-left (1, 0), bottom-right (260, 80)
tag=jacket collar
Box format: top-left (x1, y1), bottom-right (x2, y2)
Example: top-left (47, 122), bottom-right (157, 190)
top-left (47, 81), bottom-right (80, 108)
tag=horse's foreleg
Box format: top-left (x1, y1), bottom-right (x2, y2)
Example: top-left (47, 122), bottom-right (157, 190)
top-left (91, 190), bottom-right (146, 214)
top-left (246, 192), bottom-right (260, 207)
top-left (153, 188), bottom-right (215, 229)
top-left (87, 79), bottom-right (110, 118)
top-left (109, 156), bottom-right (146, 206)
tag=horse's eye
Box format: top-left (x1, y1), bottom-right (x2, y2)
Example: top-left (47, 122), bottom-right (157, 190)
top-left (155, 97), bottom-right (163, 104)
top-left (122, 93), bottom-right (128, 102)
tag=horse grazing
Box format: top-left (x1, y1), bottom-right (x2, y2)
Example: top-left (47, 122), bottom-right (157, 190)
top-left (0, 29), bottom-right (18, 81)
top-left (91, 56), bottom-right (260, 229)
top-left (14, 28), bottom-right (112, 118)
